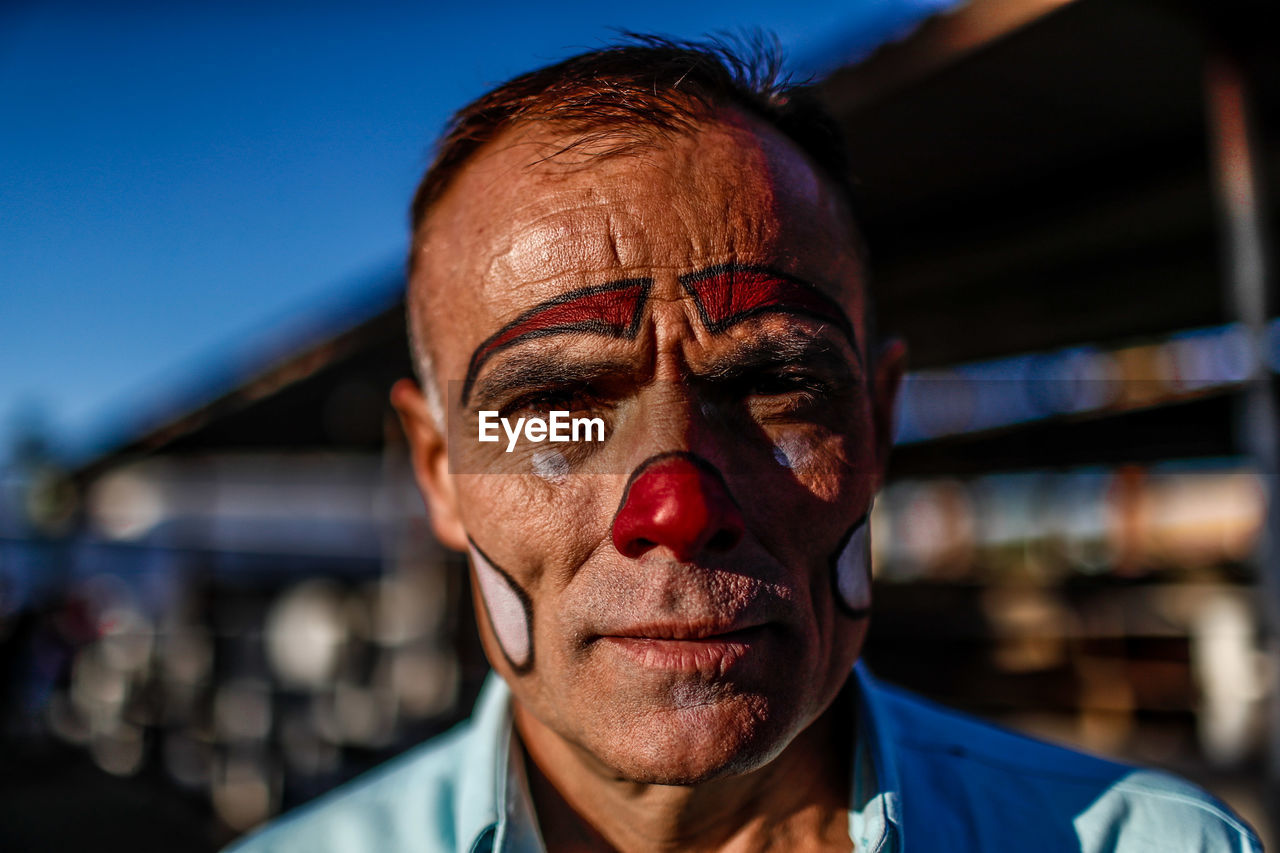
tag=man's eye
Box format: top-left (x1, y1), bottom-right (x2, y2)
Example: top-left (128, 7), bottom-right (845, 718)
top-left (736, 372), bottom-right (847, 423)
top-left (500, 389), bottom-right (605, 418)
top-left (749, 372), bottom-right (831, 399)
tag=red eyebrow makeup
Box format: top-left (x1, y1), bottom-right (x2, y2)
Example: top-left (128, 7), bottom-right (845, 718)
top-left (462, 278), bottom-right (651, 403)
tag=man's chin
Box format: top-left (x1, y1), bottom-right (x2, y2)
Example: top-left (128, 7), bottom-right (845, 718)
top-left (577, 692), bottom-right (796, 786)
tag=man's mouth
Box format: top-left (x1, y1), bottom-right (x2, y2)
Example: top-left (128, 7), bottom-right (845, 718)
top-left (598, 623), bottom-right (769, 672)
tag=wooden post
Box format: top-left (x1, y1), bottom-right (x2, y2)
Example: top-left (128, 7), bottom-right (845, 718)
top-left (1204, 46), bottom-right (1279, 820)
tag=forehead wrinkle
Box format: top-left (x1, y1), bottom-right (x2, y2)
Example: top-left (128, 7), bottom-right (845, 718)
top-left (419, 114), bottom-right (871, 383)
top-left (480, 126), bottom-right (792, 287)
top-left (659, 147), bottom-right (769, 264)
top-left (482, 199), bottom-right (651, 288)
top-left (450, 122), bottom-right (839, 282)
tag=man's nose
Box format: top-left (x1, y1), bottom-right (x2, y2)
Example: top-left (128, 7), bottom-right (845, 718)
top-left (611, 452), bottom-right (745, 562)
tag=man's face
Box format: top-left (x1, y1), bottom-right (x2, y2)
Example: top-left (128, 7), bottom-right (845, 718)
top-left (396, 109), bottom-right (902, 784)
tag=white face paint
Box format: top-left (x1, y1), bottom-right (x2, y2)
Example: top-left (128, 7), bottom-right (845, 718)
top-left (531, 448), bottom-right (569, 483)
top-left (772, 444), bottom-right (791, 469)
top-left (469, 543), bottom-right (532, 670)
top-left (772, 434), bottom-right (816, 473)
top-left (833, 518), bottom-right (871, 613)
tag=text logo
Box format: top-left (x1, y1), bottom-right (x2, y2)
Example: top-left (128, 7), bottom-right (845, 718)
top-left (478, 411), bottom-right (606, 452)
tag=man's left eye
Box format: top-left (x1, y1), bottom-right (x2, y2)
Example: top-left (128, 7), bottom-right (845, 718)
top-left (749, 372), bottom-right (830, 399)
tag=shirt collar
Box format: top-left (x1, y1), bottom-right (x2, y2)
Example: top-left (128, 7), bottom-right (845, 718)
top-left (850, 661), bottom-right (904, 853)
top-left (463, 663), bottom-right (903, 853)
top-left (452, 674), bottom-right (516, 853)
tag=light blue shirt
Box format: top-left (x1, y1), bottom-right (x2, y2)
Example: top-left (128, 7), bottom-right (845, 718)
top-left (228, 664), bottom-right (1262, 852)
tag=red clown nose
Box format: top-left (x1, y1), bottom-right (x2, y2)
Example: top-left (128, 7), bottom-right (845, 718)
top-left (612, 453), bottom-right (745, 562)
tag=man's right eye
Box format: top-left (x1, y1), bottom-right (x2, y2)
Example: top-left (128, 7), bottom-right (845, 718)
top-left (499, 388), bottom-right (607, 418)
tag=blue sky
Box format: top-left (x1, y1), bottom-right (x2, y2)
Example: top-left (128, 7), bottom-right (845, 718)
top-left (1, 0), bottom-right (949, 465)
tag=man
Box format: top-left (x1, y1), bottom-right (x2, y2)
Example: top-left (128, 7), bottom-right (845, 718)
top-left (231, 38), bottom-right (1262, 852)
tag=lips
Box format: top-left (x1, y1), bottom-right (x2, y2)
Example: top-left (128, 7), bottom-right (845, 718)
top-left (581, 564), bottom-right (790, 673)
top-left (605, 619), bottom-right (762, 640)
top-left (598, 623), bottom-right (769, 672)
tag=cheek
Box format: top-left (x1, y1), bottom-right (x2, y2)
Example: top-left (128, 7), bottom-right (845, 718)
top-left (756, 429), bottom-right (874, 615)
top-left (766, 429), bottom-right (862, 505)
top-left (771, 432), bottom-right (823, 478)
top-left (459, 473), bottom-right (586, 552)
top-left (458, 474), bottom-right (609, 674)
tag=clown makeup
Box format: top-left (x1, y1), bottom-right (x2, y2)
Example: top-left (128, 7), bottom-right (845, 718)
top-left (771, 433), bottom-right (822, 474)
top-left (679, 264), bottom-right (859, 356)
top-left (610, 451), bottom-right (746, 562)
top-left (531, 448), bottom-right (570, 483)
top-left (830, 512), bottom-right (872, 617)
top-left (462, 263), bottom-right (860, 416)
top-left (393, 113), bottom-right (903, 790)
top-left (461, 262), bottom-right (872, 680)
top-left (468, 538), bottom-right (534, 672)
top-left (461, 278), bottom-right (651, 405)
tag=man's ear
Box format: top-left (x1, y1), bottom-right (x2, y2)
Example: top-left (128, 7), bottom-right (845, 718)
top-left (390, 378), bottom-right (468, 552)
top-left (870, 338), bottom-right (907, 490)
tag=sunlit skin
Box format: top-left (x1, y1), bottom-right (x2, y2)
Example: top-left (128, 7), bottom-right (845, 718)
top-left (392, 108), bottom-right (905, 853)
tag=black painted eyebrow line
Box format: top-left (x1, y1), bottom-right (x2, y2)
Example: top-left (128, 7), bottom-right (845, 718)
top-left (460, 276), bottom-right (652, 406)
top-left (458, 263), bottom-right (861, 409)
top-left (678, 262), bottom-right (860, 353)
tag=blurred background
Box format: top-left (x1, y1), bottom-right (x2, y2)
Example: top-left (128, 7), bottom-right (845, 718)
top-left (2, 0), bottom-right (1278, 849)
